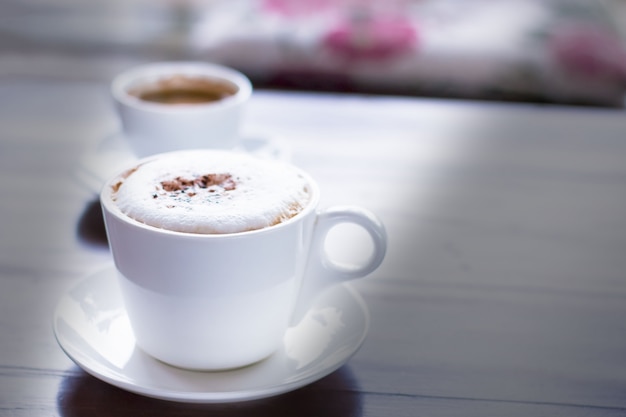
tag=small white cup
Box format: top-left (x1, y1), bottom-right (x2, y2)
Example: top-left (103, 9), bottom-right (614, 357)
top-left (111, 61), bottom-right (252, 157)
top-left (100, 151), bottom-right (387, 371)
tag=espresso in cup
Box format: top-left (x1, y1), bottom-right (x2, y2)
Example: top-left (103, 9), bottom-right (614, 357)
top-left (101, 149), bottom-right (386, 370)
top-left (111, 150), bottom-right (310, 234)
top-left (127, 75), bottom-right (239, 105)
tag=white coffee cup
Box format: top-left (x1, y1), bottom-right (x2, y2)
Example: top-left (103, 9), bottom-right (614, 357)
top-left (111, 61), bottom-right (252, 158)
top-left (100, 150), bottom-right (387, 370)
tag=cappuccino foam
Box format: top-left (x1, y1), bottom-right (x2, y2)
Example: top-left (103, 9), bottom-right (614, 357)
top-left (111, 150), bottom-right (310, 234)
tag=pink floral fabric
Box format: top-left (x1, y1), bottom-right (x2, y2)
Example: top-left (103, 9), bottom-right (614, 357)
top-left (261, 0), bottom-right (335, 16)
top-left (550, 23), bottom-right (626, 80)
top-left (323, 15), bottom-right (418, 61)
top-left (191, 0), bottom-right (626, 107)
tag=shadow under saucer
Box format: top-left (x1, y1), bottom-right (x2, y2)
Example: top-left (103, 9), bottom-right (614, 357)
top-left (76, 198), bottom-right (108, 247)
top-left (57, 365), bottom-right (362, 417)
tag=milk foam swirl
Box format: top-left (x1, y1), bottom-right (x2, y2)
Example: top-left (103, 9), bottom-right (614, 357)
top-left (112, 150), bottom-right (310, 234)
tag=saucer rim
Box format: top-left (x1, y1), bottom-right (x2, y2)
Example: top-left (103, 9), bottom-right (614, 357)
top-left (53, 265), bottom-right (370, 403)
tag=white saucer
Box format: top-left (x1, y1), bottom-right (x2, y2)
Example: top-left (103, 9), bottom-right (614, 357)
top-left (76, 132), bottom-right (291, 194)
top-left (53, 266), bottom-right (369, 403)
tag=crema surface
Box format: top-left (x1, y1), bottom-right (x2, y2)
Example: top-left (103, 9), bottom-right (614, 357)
top-left (112, 150), bottom-right (310, 234)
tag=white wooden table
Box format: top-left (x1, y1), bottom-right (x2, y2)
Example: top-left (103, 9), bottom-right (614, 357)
top-left (1, 66), bottom-right (626, 415)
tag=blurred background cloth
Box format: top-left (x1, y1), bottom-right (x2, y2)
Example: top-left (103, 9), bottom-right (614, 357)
top-left (2, 0), bottom-right (626, 107)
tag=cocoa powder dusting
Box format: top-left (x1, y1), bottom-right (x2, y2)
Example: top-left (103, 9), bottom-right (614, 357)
top-left (160, 173), bottom-right (236, 193)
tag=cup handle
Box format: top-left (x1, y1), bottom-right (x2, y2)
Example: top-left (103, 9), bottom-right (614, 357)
top-left (291, 206), bottom-right (387, 324)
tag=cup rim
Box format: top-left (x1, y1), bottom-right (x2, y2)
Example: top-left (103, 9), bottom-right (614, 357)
top-left (111, 61), bottom-right (253, 114)
top-left (100, 150), bottom-right (320, 240)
